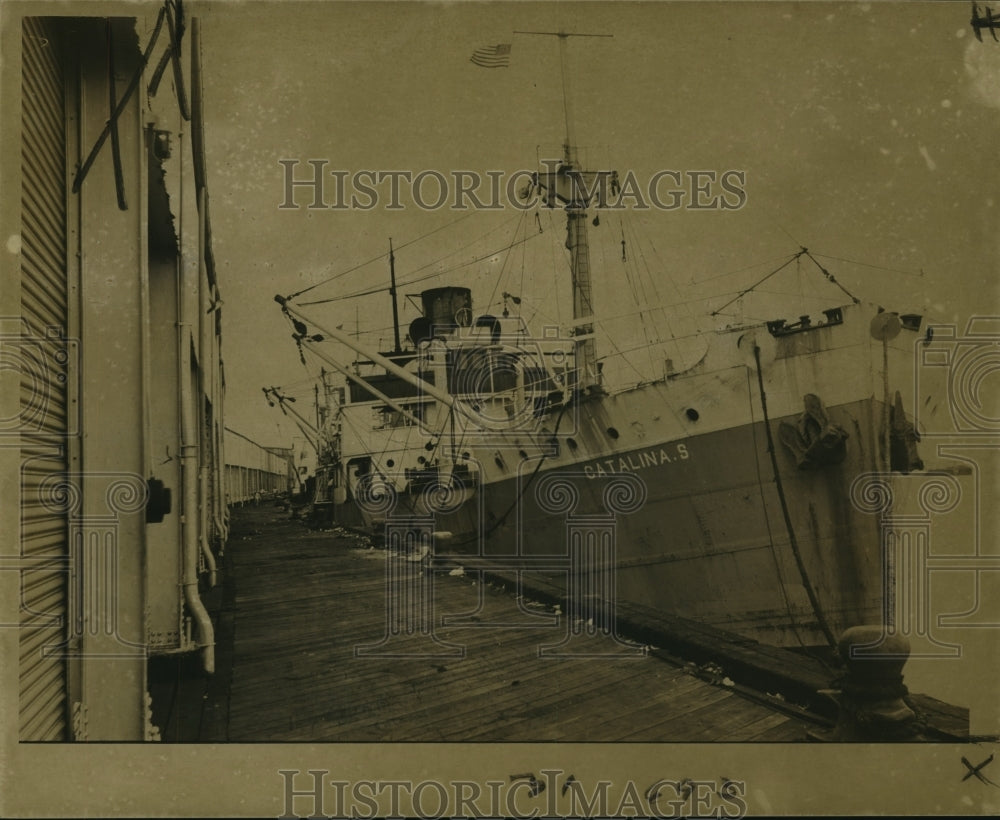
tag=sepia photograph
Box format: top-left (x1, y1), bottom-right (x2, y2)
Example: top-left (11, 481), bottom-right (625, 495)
top-left (2, 0), bottom-right (999, 816)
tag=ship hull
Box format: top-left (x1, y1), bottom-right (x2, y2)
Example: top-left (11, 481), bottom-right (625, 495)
top-left (334, 304), bottom-right (934, 647)
top-left (426, 396), bottom-right (885, 648)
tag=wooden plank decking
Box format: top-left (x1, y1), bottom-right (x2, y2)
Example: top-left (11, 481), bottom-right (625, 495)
top-left (197, 506), bottom-right (823, 742)
top-left (150, 505), bottom-right (967, 743)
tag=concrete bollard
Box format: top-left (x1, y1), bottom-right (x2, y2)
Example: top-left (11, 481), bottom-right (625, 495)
top-left (809, 625), bottom-right (923, 742)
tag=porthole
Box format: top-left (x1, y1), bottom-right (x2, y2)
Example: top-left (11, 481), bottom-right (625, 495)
top-left (606, 427), bottom-right (620, 439)
top-left (686, 408), bottom-right (699, 422)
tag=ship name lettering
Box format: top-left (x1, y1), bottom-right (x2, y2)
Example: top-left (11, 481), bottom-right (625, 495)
top-left (584, 443), bottom-right (690, 478)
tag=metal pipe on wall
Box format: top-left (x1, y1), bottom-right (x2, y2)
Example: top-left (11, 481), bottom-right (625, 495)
top-left (176, 183), bottom-right (215, 674)
top-left (197, 188), bottom-right (218, 588)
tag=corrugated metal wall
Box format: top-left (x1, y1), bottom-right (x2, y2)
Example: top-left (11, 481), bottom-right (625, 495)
top-left (224, 429), bottom-right (290, 503)
top-left (19, 17), bottom-right (68, 741)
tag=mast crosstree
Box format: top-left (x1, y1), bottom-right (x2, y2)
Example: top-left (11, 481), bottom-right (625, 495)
top-left (516, 30), bottom-right (615, 391)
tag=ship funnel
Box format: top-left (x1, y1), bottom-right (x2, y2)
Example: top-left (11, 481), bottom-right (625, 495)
top-left (420, 287), bottom-right (473, 332)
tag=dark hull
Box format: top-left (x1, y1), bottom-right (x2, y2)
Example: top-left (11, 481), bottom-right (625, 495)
top-left (424, 396), bottom-right (885, 647)
top-left (335, 304), bottom-right (934, 647)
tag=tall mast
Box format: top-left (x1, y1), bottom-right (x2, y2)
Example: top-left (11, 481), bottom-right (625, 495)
top-left (517, 30), bottom-right (613, 391)
top-left (558, 33), bottom-right (576, 168)
top-left (557, 33), bottom-right (595, 386)
top-left (388, 237), bottom-right (402, 353)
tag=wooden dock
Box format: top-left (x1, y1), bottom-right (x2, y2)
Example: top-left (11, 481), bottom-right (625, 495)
top-left (149, 505), bottom-right (967, 743)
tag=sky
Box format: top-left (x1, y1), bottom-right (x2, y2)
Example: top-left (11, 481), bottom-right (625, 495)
top-left (193, 0), bottom-right (1000, 447)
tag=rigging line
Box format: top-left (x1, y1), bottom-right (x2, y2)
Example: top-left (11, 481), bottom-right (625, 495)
top-left (300, 266), bottom-right (459, 306)
top-left (335, 405), bottom-right (374, 464)
top-left (273, 398), bottom-right (318, 447)
top-left (596, 329), bottom-right (712, 361)
top-left (752, 287), bottom-right (856, 304)
top-left (520, 288), bottom-right (566, 329)
top-left (619, 216), bottom-right (665, 334)
top-left (549, 208), bottom-right (562, 326)
top-left (426, 406), bottom-right (458, 467)
top-left (619, 224), bottom-right (668, 336)
top-left (592, 318), bottom-right (649, 384)
top-left (341, 342), bottom-right (450, 467)
top-left (626, 217), bottom-right (667, 347)
top-left (598, 220), bottom-right (660, 376)
top-left (617, 224), bottom-right (658, 373)
top-left (276, 373), bottom-right (328, 391)
top-left (772, 219), bottom-right (802, 248)
top-left (752, 344), bottom-right (837, 650)
top-left (286, 208), bottom-right (482, 300)
top-left (433, 232), bottom-right (541, 279)
top-left (811, 252), bottom-right (924, 279)
top-left (422, 373), bottom-right (463, 466)
top-left (802, 249), bottom-right (862, 305)
top-left (695, 253), bottom-right (804, 284)
top-left (371, 410), bottom-right (409, 476)
top-left (630, 225), bottom-right (675, 337)
top-left (710, 251), bottom-right (805, 316)
top-left (624, 217), bottom-right (664, 305)
top-left (568, 284), bottom-right (779, 329)
top-left (291, 250), bottom-right (396, 302)
top-left (445, 399), bottom-right (575, 549)
top-left (743, 367), bottom-right (809, 651)
top-left (489, 209), bottom-right (527, 310)
top-left (449, 400), bottom-right (473, 466)
top-left (750, 199), bottom-right (806, 252)
top-left (365, 210), bottom-right (521, 278)
top-left (518, 213), bottom-right (530, 305)
top-left (300, 220), bottom-right (534, 306)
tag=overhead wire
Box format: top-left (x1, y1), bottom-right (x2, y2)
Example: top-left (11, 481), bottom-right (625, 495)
top-left (299, 217), bottom-right (536, 307)
top-left (286, 208), bottom-right (482, 300)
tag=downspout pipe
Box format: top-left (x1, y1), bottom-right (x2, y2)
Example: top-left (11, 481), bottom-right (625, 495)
top-left (213, 284), bottom-right (229, 549)
top-left (176, 183), bottom-right (215, 674)
top-left (199, 466), bottom-right (218, 587)
top-left (198, 194), bottom-right (217, 588)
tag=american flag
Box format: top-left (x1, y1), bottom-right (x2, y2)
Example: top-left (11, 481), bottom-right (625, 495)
top-left (470, 43), bottom-right (512, 68)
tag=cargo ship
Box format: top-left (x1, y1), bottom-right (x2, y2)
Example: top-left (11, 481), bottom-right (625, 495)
top-left (274, 40), bottom-right (943, 650)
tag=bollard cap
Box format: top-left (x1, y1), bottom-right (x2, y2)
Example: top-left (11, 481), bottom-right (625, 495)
top-left (838, 625), bottom-right (911, 683)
